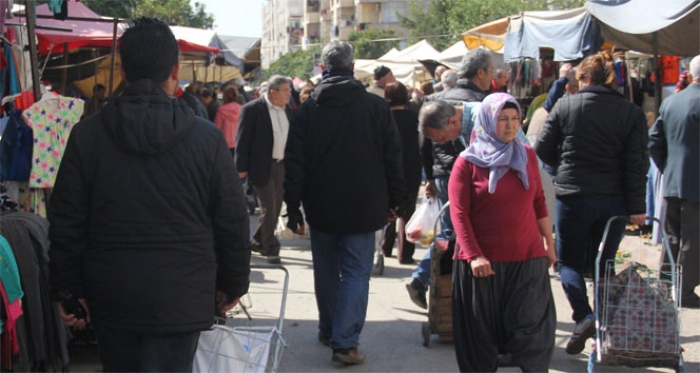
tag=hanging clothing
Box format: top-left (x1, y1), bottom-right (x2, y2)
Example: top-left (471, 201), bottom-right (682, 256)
top-left (22, 96), bottom-right (84, 189)
top-left (0, 109), bottom-right (33, 182)
top-left (48, 0), bottom-right (67, 20)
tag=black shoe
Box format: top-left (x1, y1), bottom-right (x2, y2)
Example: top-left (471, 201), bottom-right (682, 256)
top-left (266, 256), bottom-right (281, 264)
top-left (251, 242), bottom-right (268, 256)
top-left (681, 294), bottom-right (700, 309)
top-left (318, 330), bottom-right (330, 346)
top-left (405, 278), bottom-right (427, 309)
top-left (332, 347), bottom-right (364, 365)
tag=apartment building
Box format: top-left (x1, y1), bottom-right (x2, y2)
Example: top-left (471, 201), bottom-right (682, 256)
top-left (262, 0), bottom-right (304, 69)
top-left (304, 0), bottom-right (428, 45)
top-left (262, 0), bottom-right (428, 67)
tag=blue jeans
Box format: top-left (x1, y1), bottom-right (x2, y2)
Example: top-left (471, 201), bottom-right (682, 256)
top-left (412, 176), bottom-right (452, 286)
top-left (310, 228), bottom-right (375, 350)
top-left (92, 324), bottom-right (200, 372)
top-left (556, 196), bottom-right (626, 323)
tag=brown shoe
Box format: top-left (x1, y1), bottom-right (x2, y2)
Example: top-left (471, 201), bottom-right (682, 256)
top-left (332, 347), bottom-right (364, 365)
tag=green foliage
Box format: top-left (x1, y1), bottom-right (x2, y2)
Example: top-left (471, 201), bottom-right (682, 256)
top-left (262, 48), bottom-right (319, 81)
top-left (347, 29), bottom-right (399, 59)
top-left (400, 0), bottom-right (587, 50)
top-left (131, 0), bottom-right (214, 29)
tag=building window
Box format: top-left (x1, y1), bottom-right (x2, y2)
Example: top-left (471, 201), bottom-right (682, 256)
top-left (381, 2), bottom-right (407, 23)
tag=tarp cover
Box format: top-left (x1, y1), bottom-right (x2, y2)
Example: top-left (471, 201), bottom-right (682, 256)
top-left (28, 2), bottom-right (219, 56)
top-left (34, 1), bottom-right (121, 55)
top-left (504, 7), bottom-right (602, 63)
top-left (585, 0), bottom-right (700, 56)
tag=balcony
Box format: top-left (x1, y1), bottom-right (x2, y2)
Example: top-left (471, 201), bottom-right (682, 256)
top-left (332, 0), bottom-right (354, 9)
top-left (305, 11), bottom-right (320, 24)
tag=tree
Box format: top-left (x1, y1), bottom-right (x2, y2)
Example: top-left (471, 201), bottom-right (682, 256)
top-left (401, 0), bottom-right (587, 50)
top-left (347, 29), bottom-right (399, 59)
top-left (130, 0), bottom-right (214, 29)
top-left (262, 48), bottom-right (319, 81)
top-left (19, 0), bottom-right (214, 29)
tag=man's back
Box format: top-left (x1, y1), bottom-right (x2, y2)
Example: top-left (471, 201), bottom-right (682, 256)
top-left (49, 79), bottom-right (251, 333)
top-left (650, 84), bottom-right (700, 201)
top-left (285, 76), bottom-right (404, 234)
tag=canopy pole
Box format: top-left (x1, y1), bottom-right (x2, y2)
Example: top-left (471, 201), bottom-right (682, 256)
top-left (108, 17), bottom-right (119, 97)
top-left (59, 43), bottom-right (69, 95)
top-left (652, 32), bottom-right (661, 118)
top-left (24, 1), bottom-right (42, 100)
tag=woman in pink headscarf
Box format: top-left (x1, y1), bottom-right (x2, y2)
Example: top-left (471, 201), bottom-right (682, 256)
top-left (449, 92), bottom-right (557, 372)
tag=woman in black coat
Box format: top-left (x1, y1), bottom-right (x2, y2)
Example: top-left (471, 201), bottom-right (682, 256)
top-left (381, 82), bottom-right (423, 264)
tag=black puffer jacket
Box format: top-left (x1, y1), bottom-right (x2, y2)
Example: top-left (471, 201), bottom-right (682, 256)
top-left (48, 79), bottom-right (251, 333)
top-left (284, 75), bottom-right (405, 233)
top-left (535, 85), bottom-right (649, 214)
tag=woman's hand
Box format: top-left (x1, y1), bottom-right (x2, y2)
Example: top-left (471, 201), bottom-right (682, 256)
top-left (544, 239), bottom-right (557, 268)
top-left (470, 256), bottom-right (495, 277)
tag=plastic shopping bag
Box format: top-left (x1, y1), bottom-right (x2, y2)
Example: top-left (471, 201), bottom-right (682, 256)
top-left (405, 197), bottom-right (440, 246)
top-left (193, 323), bottom-right (277, 373)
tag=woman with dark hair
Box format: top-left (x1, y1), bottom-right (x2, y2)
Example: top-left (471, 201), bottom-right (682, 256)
top-left (214, 85), bottom-right (242, 157)
top-left (381, 81), bottom-right (423, 264)
top-left (450, 93), bottom-right (556, 372)
top-left (536, 51), bottom-right (648, 356)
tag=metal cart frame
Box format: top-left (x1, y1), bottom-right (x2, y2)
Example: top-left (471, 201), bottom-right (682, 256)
top-left (589, 216), bottom-right (683, 372)
top-left (194, 264), bottom-right (289, 373)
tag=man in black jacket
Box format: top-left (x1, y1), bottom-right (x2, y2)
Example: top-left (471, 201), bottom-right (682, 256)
top-left (284, 40), bottom-right (405, 366)
top-left (235, 75), bottom-right (293, 264)
top-left (48, 18), bottom-right (251, 372)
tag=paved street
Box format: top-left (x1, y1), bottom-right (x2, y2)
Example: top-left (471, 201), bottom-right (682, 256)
top-left (67, 216), bottom-right (699, 372)
top-left (246, 222), bottom-right (699, 373)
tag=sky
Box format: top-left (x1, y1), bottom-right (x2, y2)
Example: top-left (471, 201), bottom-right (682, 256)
top-left (196, 0), bottom-right (266, 37)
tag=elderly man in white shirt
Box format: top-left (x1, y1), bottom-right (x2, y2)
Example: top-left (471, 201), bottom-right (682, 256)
top-left (235, 75), bottom-right (293, 264)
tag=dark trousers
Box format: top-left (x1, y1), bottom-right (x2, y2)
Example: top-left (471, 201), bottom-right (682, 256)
top-left (253, 161), bottom-right (284, 256)
top-left (555, 196), bottom-right (626, 323)
top-left (452, 258), bottom-right (555, 372)
top-left (382, 185), bottom-right (419, 262)
top-left (662, 197), bottom-right (699, 297)
top-left (92, 324), bottom-right (200, 372)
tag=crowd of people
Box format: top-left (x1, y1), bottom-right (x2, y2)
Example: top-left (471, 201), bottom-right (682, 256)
top-left (45, 15), bottom-right (699, 373)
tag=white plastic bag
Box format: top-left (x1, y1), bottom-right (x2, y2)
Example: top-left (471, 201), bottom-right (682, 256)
top-left (193, 324), bottom-right (276, 373)
top-left (405, 197), bottom-right (440, 246)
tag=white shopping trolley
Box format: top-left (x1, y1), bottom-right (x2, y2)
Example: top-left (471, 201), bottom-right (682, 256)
top-left (194, 264), bottom-right (289, 373)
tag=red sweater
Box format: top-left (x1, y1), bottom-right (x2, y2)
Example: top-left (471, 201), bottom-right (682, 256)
top-left (448, 147), bottom-right (548, 263)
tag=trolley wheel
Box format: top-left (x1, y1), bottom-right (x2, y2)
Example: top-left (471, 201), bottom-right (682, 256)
top-left (372, 254), bottom-right (384, 275)
top-left (422, 322), bottom-right (431, 347)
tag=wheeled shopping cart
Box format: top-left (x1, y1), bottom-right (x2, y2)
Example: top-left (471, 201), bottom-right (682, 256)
top-left (194, 264), bottom-right (289, 373)
top-left (589, 216), bottom-right (684, 372)
top-left (421, 201), bottom-right (453, 347)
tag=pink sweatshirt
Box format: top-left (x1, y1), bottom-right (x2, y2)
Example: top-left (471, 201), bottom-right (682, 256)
top-left (214, 102), bottom-right (241, 148)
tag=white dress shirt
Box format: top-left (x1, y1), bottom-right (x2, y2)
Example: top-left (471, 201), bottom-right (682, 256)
top-left (264, 94), bottom-right (290, 161)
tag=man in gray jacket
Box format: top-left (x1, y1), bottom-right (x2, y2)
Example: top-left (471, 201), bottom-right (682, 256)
top-left (649, 55), bottom-right (700, 309)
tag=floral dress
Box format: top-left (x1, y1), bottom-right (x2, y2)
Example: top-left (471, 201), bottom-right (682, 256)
top-left (18, 96), bottom-right (84, 216)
